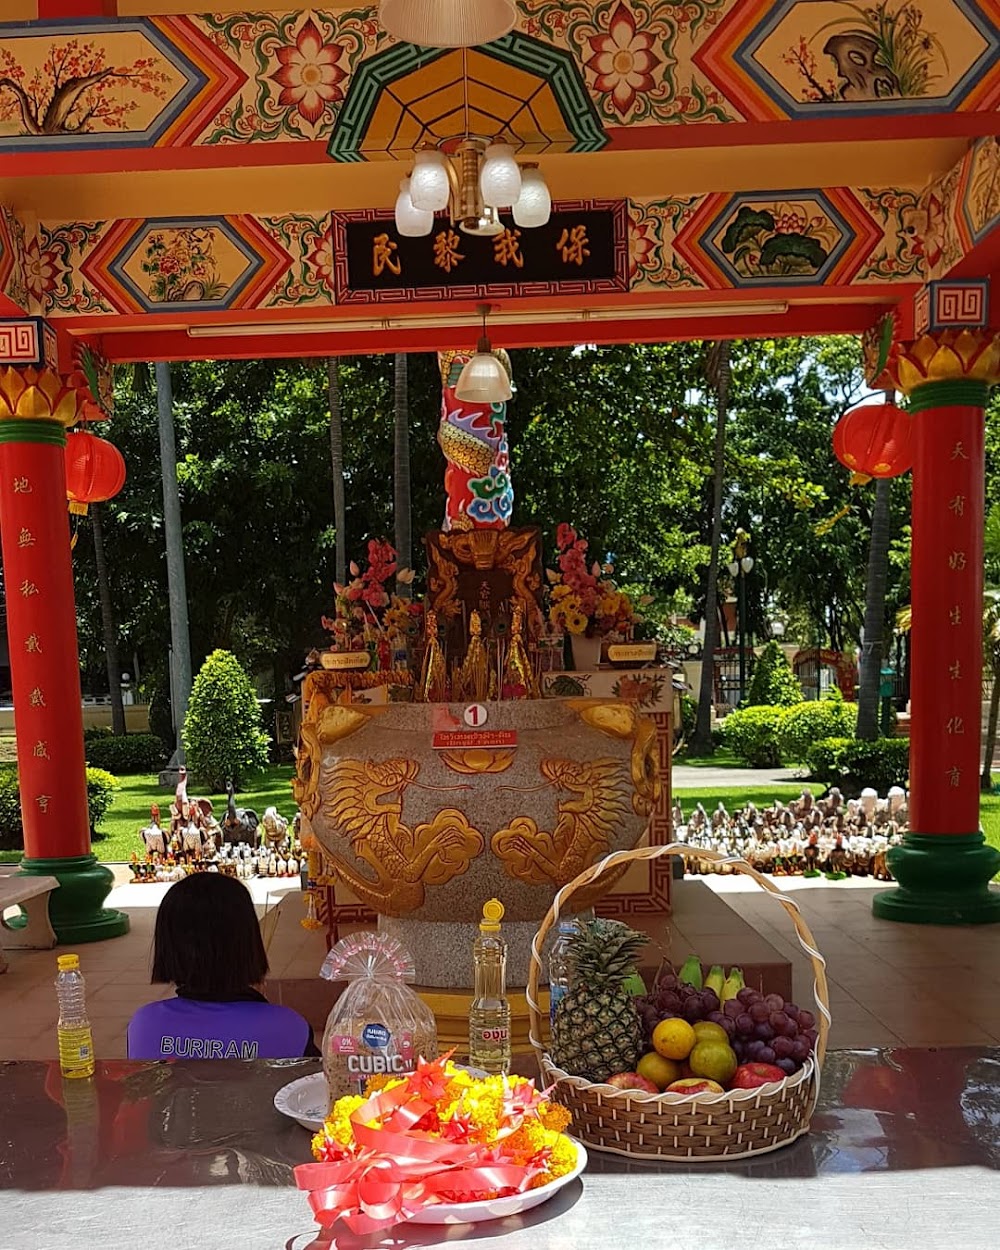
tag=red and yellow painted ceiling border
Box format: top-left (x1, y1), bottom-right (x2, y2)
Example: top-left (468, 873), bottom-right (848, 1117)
top-left (0, 1), bottom-right (997, 170)
top-left (0, 139), bottom-right (991, 324)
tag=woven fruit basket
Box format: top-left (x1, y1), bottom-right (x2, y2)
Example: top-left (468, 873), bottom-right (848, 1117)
top-left (526, 843), bottom-right (831, 1161)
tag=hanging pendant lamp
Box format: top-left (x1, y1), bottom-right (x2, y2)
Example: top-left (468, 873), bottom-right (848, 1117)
top-left (455, 305), bottom-right (513, 404)
top-left (379, 0), bottom-right (517, 48)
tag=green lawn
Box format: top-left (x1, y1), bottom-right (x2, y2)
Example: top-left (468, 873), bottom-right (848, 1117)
top-left (675, 746), bottom-right (743, 769)
top-left (83, 766), bottom-right (298, 862)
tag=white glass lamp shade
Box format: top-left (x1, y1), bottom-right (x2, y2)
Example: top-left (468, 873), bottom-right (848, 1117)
top-left (455, 350), bottom-right (512, 404)
top-left (395, 178), bottom-right (434, 237)
top-left (380, 0), bottom-right (517, 49)
top-left (512, 165), bottom-right (550, 227)
top-left (480, 143), bottom-right (521, 209)
top-left (409, 150), bottom-right (450, 212)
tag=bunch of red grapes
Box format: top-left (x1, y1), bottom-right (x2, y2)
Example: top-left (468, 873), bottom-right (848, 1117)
top-left (637, 974), bottom-right (817, 1076)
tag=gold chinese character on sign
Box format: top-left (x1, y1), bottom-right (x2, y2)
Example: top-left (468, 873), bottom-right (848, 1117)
top-left (949, 495), bottom-right (966, 517)
top-left (947, 766), bottom-right (961, 788)
top-left (493, 227), bottom-right (524, 269)
top-left (36, 794), bottom-right (50, 813)
top-left (372, 233), bottom-right (401, 277)
top-left (950, 605), bottom-right (962, 625)
top-left (952, 442), bottom-right (969, 461)
top-left (948, 551), bottom-right (967, 571)
top-left (556, 224), bottom-right (590, 266)
top-left (32, 740), bottom-right (49, 759)
top-left (12, 476), bottom-right (31, 494)
top-left (29, 687), bottom-right (45, 707)
top-left (433, 229), bottom-right (464, 274)
top-left (19, 580), bottom-right (38, 598)
top-left (18, 527), bottom-right (34, 548)
top-left (946, 717), bottom-right (965, 735)
top-left (949, 661), bottom-right (961, 681)
top-left (24, 633), bottom-right (41, 654)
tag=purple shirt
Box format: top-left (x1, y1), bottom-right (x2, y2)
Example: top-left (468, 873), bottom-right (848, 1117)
top-left (127, 996), bottom-right (312, 1061)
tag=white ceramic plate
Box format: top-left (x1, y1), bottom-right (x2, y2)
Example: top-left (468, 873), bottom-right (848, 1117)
top-left (408, 1139), bottom-right (586, 1225)
top-left (274, 1066), bottom-right (490, 1133)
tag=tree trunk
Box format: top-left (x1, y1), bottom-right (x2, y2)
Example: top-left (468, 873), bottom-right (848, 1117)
top-left (856, 474), bottom-right (893, 739)
top-left (690, 341), bottom-right (730, 754)
top-left (981, 663), bottom-right (1000, 791)
top-left (91, 502), bottom-right (126, 736)
top-left (156, 360), bottom-right (193, 759)
top-left (328, 358), bottom-right (347, 587)
top-left (393, 352), bottom-right (412, 597)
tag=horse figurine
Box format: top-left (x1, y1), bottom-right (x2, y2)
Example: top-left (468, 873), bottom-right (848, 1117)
top-left (260, 806), bottom-right (288, 851)
top-left (139, 805), bottom-right (165, 857)
top-left (220, 780), bottom-right (260, 847)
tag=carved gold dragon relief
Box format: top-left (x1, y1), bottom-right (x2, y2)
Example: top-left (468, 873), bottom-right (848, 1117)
top-left (491, 757), bottom-right (631, 908)
top-left (574, 701), bottom-right (661, 817)
top-left (318, 757), bottom-right (484, 916)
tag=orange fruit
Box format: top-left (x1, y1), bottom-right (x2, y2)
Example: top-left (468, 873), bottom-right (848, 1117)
top-left (652, 1017), bottom-right (696, 1061)
top-left (692, 1021), bottom-right (729, 1045)
top-left (636, 1051), bottom-right (680, 1091)
top-left (689, 1040), bottom-right (738, 1086)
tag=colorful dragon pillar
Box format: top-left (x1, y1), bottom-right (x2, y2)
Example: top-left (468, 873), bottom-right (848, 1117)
top-left (436, 350), bottom-right (513, 531)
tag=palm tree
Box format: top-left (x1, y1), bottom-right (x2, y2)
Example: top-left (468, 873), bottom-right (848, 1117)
top-left (328, 359), bottom-right (346, 586)
top-left (856, 476), bottom-right (893, 739)
top-left (90, 502), bottom-right (126, 736)
top-left (690, 340), bottom-right (730, 754)
top-left (393, 352), bottom-right (412, 596)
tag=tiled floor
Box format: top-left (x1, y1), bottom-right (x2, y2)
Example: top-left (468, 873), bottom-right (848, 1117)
top-left (3, 871), bottom-right (1000, 1058)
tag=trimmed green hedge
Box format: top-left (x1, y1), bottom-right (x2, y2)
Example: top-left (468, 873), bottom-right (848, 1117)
top-left (183, 649), bottom-right (270, 791)
top-left (85, 733), bottom-right (167, 774)
top-left (778, 692), bottom-right (857, 764)
top-left (0, 767), bottom-right (120, 852)
top-left (722, 705), bottom-right (788, 768)
top-left (806, 736), bottom-right (910, 794)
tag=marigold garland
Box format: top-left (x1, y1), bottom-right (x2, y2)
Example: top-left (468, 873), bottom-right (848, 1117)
top-left (295, 1053), bottom-right (578, 1235)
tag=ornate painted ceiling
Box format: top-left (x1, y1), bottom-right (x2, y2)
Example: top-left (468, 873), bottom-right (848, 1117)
top-left (0, 1), bottom-right (997, 359)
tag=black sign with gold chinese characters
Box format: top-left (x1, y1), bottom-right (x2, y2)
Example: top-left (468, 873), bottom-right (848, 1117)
top-left (331, 201), bottom-right (628, 304)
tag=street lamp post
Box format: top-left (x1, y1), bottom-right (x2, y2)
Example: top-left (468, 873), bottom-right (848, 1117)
top-left (727, 555), bottom-right (755, 704)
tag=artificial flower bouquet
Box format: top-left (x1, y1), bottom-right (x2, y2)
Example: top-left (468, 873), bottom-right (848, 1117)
top-left (295, 1053), bottom-right (577, 1236)
top-left (547, 523), bottom-right (637, 638)
top-left (320, 539), bottom-right (418, 666)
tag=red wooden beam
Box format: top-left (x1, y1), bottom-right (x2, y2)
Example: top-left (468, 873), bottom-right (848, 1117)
top-left (87, 301), bottom-right (895, 364)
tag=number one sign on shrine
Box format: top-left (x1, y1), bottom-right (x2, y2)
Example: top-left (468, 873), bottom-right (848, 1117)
top-left (865, 287), bottom-right (1000, 925)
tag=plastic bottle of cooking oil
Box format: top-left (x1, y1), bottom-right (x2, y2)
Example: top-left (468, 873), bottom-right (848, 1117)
top-left (55, 953), bottom-right (95, 1079)
top-left (469, 898), bottom-right (511, 1075)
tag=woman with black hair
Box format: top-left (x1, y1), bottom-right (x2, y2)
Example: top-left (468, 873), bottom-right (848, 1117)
top-left (127, 872), bottom-right (317, 1060)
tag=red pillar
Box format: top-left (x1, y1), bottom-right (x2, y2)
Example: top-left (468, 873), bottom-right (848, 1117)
top-left (868, 327), bottom-right (1000, 924)
top-left (0, 366), bottom-right (127, 942)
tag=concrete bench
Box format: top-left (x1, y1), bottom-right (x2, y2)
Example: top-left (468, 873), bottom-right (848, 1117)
top-left (0, 875), bottom-right (59, 973)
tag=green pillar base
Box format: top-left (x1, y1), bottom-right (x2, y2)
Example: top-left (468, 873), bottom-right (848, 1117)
top-left (872, 832), bottom-right (1000, 925)
top-left (17, 854), bottom-right (129, 944)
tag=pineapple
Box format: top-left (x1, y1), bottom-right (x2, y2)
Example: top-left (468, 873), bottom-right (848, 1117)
top-left (550, 918), bottom-right (646, 1083)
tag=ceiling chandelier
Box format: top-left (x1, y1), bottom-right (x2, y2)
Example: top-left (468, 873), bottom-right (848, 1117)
top-left (394, 52), bottom-right (551, 239)
top-left (379, 0), bottom-right (517, 49)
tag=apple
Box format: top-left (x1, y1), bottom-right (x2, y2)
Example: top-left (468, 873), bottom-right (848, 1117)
top-left (665, 1077), bottom-right (725, 1096)
top-left (729, 1062), bottom-right (787, 1090)
top-left (605, 1071), bottom-right (659, 1094)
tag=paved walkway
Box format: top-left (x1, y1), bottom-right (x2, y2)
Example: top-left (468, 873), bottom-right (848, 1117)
top-left (673, 764), bottom-right (805, 788)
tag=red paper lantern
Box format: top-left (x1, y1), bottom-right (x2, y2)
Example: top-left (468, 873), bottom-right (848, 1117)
top-left (64, 429), bottom-right (126, 506)
top-left (832, 402), bottom-right (912, 479)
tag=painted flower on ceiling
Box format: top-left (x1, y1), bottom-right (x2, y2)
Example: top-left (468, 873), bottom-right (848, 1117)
top-left (585, 2), bottom-right (662, 120)
top-left (628, 218), bottom-right (657, 282)
top-left (269, 17), bottom-right (346, 126)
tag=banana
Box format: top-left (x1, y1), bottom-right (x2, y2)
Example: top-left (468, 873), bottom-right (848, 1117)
top-left (704, 964), bottom-right (725, 999)
top-left (679, 954), bottom-right (703, 990)
top-left (721, 967), bottom-right (745, 1005)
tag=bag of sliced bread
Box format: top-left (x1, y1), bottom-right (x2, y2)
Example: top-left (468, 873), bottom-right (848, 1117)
top-left (319, 932), bottom-right (438, 1100)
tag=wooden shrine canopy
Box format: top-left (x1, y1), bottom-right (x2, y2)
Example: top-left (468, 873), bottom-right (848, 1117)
top-left (1, 0), bottom-right (999, 362)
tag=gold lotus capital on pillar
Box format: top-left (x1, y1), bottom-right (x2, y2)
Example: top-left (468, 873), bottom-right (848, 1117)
top-left (0, 366), bottom-right (86, 426)
top-left (870, 329), bottom-right (1000, 397)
